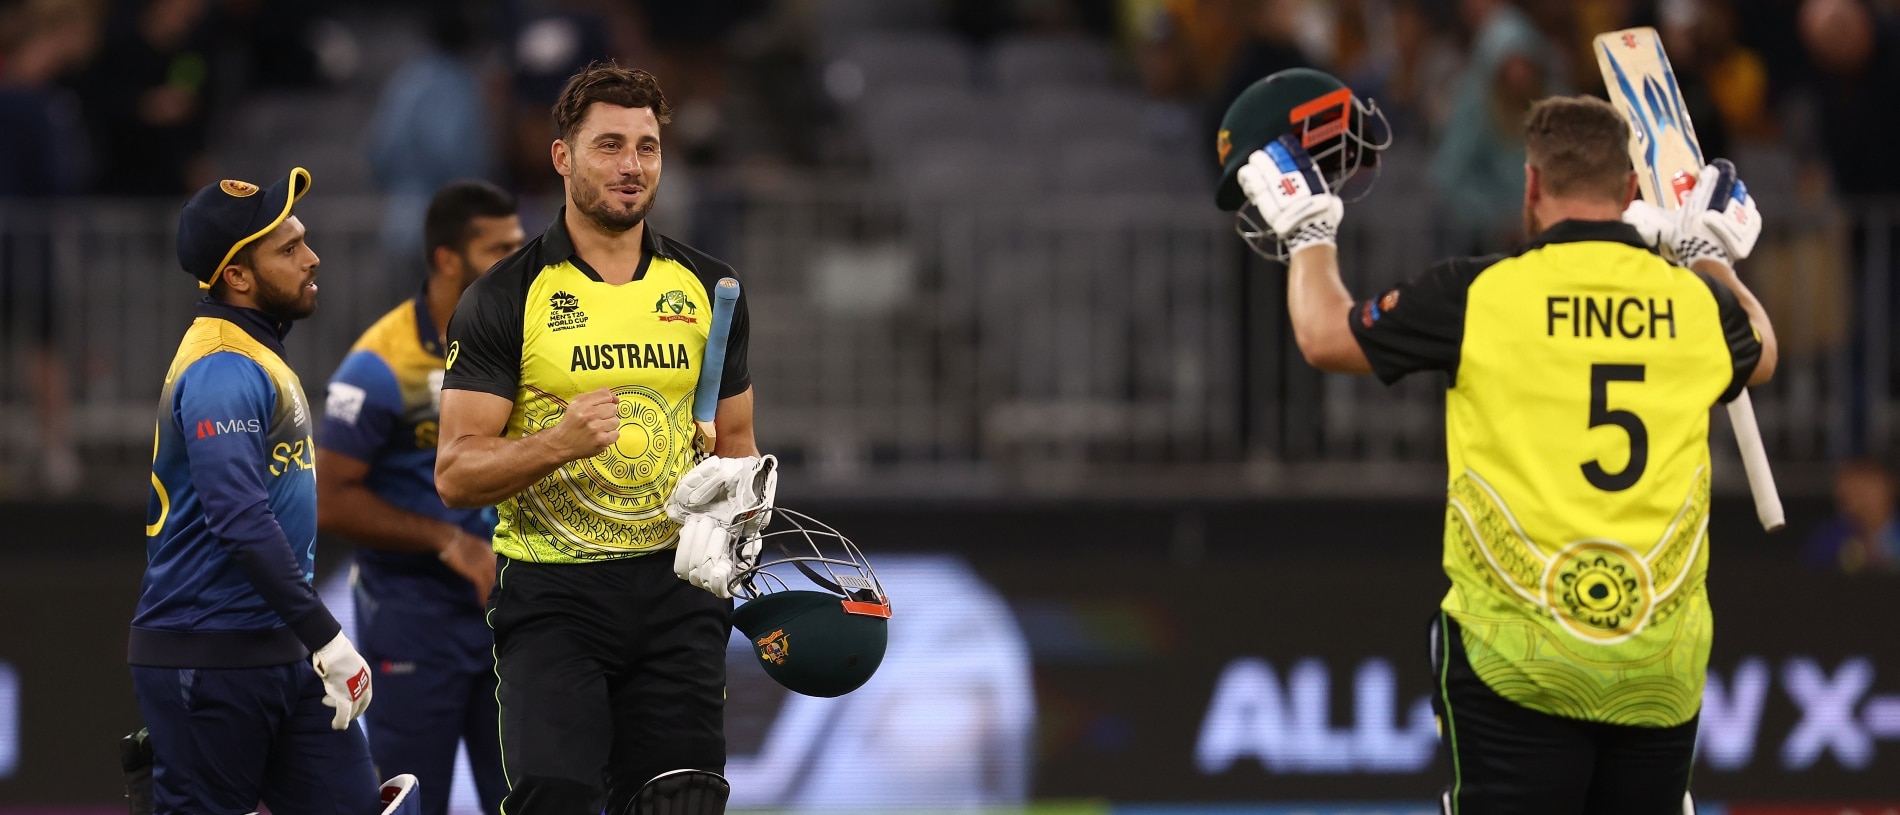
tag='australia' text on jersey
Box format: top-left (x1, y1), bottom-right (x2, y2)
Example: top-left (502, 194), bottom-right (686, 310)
top-left (570, 343), bottom-right (692, 372)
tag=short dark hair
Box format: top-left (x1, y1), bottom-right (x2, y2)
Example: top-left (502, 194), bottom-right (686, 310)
top-left (1525, 96), bottom-right (1633, 202)
top-left (423, 180), bottom-right (518, 267)
top-left (552, 61), bottom-right (672, 142)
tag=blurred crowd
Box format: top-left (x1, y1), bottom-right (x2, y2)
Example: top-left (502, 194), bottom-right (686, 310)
top-left (1, 0), bottom-right (1894, 204)
top-left (1137, 0), bottom-right (1899, 246)
top-left (2, 0), bottom-right (1899, 500)
top-left (0, 0), bottom-right (1891, 249)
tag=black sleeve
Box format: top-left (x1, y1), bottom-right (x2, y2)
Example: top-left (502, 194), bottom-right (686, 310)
top-left (670, 236), bottom-right (753, 399)
top-left (1697, 271), bottom-right (1762, 404)
top-left (1347, 258), bottom-right (1481, 385)
top-left (442, 265), bottom-right (525, 398)
top-left (719, 289), bottom-right (751, 399)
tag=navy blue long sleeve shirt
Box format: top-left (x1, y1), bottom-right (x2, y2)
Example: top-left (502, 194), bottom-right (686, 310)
top-left (131, 299), bottom-right (341, 668)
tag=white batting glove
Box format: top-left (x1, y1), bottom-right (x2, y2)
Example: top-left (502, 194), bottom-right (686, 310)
top-left (310, 633), bottom-right (372, 730)
top-left (673, 514), bottom-right (735, 597)
top-left (1677, 159), bottom-right (1761, 266)
top-left (1624, 159), bottom-right (1761, 268)
top-left (1622, 198), bottom-right (1677, 258)
top-left (666, 456), bottom-right (755, 517)
top-left (1236, 134), bottom-right (1345, 251)
top-left (668, 455), bottom-right (778, 598)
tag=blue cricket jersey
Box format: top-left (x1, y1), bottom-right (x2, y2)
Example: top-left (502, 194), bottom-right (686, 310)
top-left (320, 290), bottom-right (495, 613)
top-left (132, 299), bottom-right (341, 668)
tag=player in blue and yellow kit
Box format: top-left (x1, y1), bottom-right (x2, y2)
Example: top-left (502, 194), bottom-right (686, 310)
top-left (133, 168), bottom-right (394, 815)
top-left (317, 181), bottom-right (524, 815)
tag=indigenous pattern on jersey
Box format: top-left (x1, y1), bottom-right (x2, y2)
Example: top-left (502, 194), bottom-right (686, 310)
top-left (1350, 220), bottom-right (1760, 727)
top-left (135, 299), bottom-right (339, 668)
top-left (320, 291), bottom-right (496, 611)
top-left (442, 213), bottom-right (750, 564)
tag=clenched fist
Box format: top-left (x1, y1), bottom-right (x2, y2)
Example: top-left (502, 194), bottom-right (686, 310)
top-left (545, 387), bottom-right (621, 463)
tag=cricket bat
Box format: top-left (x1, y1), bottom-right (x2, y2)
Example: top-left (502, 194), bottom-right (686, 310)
top-left (1595, 27), bottom-right (1785, 532)
top-left (692, 278), bottom-right (742, 458)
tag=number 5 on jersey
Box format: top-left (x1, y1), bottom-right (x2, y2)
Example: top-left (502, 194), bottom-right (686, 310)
top-left (1583, 364), bottom-right (1646, 491)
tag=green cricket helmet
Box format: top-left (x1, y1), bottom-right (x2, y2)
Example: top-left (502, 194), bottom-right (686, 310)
top-left (1215, 68), bottom-right (1391, 255)
top-left (729, 509), bottom-right (891, 698)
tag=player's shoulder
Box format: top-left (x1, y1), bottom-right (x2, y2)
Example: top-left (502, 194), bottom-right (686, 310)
top-left (1409, 253), bottom-right (1504, 298)
top-left (350, 298), bottom-right (420, 354)
top-left (328, 346), bottom-right (400, 393)
top-left (178, 348), bottom-right (274, 397)
top-left (649, 228), bottom-right (737, 288)
top-left (179, 319), bottom-right (279, 374)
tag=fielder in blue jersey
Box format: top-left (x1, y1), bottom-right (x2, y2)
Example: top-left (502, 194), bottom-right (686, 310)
top-left (317, 181), bottom-right (523, 815)
top-left (134, 168), bottom-right (401, 815)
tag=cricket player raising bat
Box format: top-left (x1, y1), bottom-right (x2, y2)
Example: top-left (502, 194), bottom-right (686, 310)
top-left (1217, 69), bottom-right (1778, 812)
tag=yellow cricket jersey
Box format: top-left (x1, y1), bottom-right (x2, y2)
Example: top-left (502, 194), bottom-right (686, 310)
top-left (441, 212), bottom-right (750, 564)
top-left (1349, 220), bottom-right (1761, 727)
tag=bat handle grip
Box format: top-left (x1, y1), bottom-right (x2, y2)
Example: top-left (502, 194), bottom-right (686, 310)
top-left (691, 278), bottom-right (742, 456)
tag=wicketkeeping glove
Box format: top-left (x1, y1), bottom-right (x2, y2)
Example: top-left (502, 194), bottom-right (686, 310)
top-left (311, 633), bottom-right (372, 730)
top-left (1236, 134), bottom-right (1346, 252)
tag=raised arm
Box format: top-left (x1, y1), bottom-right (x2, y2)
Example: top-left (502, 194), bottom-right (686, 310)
top-left (1694, 258), bottom-right (1777, 385)
top-left (1242, 137), bottom-right (1464, 381)
top-left (1286, 245), bottom-right (1373, 374)
top-left (1626, 160), bottom-right (1778, 386)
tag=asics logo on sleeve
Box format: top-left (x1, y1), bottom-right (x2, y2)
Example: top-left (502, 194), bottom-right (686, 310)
top-left (194, 418), bottom-right (263, 438)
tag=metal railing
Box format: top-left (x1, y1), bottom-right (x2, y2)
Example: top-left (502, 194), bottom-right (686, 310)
top-left (0, 184), bottom-right (1886, 502)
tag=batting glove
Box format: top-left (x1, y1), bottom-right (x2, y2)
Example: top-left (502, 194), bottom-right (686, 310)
top-left (1236, 134), bottom-right (1345, 252)
top-left (667, 456), bottom-right (752, 516)
top-left (1624, 159), bottom-right (1761, 267)
top-left (1678, 159), bottom-right (1761, 266)
top-left (668, 455), bottom-right (777, 598)
top-left (310, 633), bottom-right (372, 730)
top-left (1622, 198), bottom-right (1676, 257)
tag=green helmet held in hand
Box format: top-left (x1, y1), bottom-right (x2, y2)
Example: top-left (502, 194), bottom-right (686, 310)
top-left (729, 509), bottom-right (891, 698)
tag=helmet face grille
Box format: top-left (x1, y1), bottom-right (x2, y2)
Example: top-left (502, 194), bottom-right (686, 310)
top-left (730, 508), bottom-right (890, 613)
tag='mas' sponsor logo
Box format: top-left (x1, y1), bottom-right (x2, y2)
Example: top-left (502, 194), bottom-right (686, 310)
top-left (195, 418), bottom-right (262, 438)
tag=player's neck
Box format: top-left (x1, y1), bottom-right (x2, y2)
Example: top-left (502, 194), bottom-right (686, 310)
top-left (1534, 196), bottom-right (1626, 232)
top-left (563, 204), bottom-right (646, 285)
top-left (424, 273), bottom-right (457, 343)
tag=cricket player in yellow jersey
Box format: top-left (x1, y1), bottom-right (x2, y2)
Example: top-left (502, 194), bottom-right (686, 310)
top-left (433, 63), bottom-right (765, 814)
top-left (1219, 74), bottom-right (1780, 812)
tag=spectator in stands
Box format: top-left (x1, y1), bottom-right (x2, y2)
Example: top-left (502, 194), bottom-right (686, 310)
top-left (0, 3), bottom-right (96, 497)
top-left (502, 10), bottom-right (613, 194)
top-left (1429, 0), bottom-right (1564, 251)
top-left (1800, 0), bottom-right (1900, 443)
top-left (1804, 457), bottom-right (1900, 574)
top-left (1330, 0), bottom-right (1462, 141)
top-left (1165, 0), bottom-right (1247, 98)
top-left (1667, 0), bottom-right (1769, 146)
top-left (1204, 0), bottom-right (1309, 184)
top-left (76, 0), bottom-right (214, 196)
top-left (366, 1), bottom-right (498, 260)
top-left (1799, 0), bottom-right (1900, 197)
top-left (631, 0), bottom-right (768, 167)
top-left (206, 0), bottom-right (327, 91)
